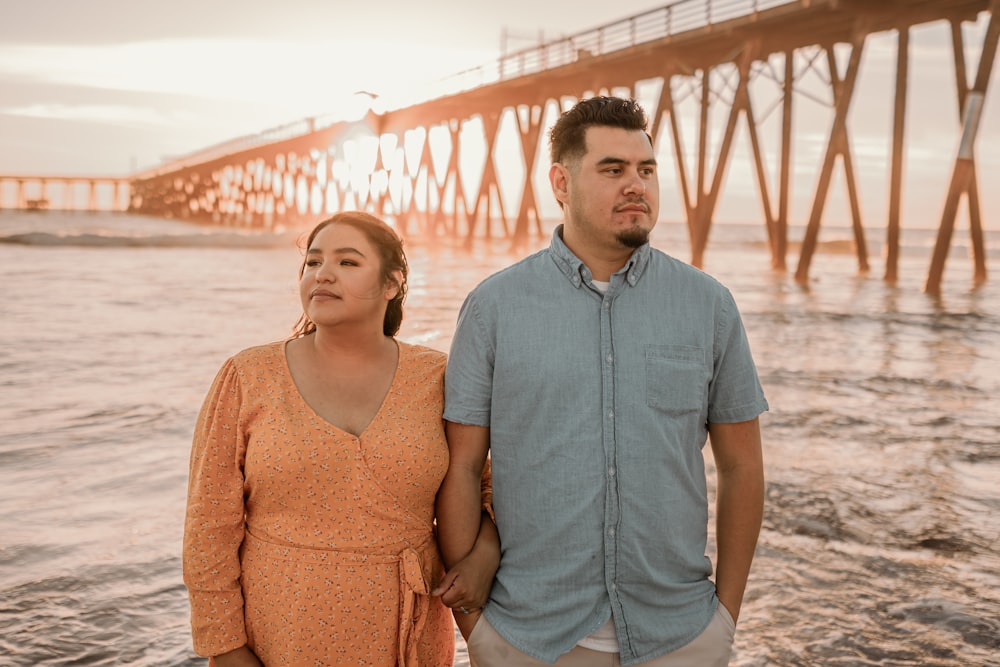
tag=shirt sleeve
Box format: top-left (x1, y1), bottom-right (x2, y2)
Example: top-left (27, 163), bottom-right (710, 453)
top-left (708, 289), bottom-right (769, 423)
top-left (182, 357), bottom-right (250, 656)
top-left (444, 292), bottom-right (495, 427)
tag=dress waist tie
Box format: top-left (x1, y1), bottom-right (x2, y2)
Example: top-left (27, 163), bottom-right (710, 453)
top-left (242, 530), bottom-right (438, 667)
top-left (397, 544), bottom-right (432, 667)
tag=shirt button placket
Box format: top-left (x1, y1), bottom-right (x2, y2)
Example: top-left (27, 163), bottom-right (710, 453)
top-left (601, 291), bottom-right (622, 623)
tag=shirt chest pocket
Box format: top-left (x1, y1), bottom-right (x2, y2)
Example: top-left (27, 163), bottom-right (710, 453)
top-left (645, 345), bottom-right (708, 415)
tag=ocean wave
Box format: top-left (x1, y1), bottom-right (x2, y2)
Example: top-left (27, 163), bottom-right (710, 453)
top-left (0, 230), bottom-right (302, 249)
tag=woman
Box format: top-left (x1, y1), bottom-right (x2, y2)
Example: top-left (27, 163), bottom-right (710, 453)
top-left (183, 211), bottom-right (496, 666)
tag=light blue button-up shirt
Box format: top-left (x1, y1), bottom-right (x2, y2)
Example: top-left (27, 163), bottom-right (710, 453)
top-left (444, 226), bottom-right (768, 666)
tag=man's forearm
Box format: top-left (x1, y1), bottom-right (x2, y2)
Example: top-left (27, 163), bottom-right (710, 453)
top-left (714, 463), bottom-right (765, 622)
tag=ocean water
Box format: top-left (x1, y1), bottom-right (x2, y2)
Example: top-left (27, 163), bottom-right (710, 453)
top-left (0, 210), bottom-right (998, 666)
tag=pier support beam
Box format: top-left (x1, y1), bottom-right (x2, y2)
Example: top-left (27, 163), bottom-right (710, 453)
top-left (468, 110), bottom-right (506, 240)
top-left (774, 50), bottom-right (794, 272)
top-left (795, 36), bottom-right (867, 286)
top-left (925, 4), bottom-right (998, 294)
top-left (690, 45), bottom-right (770, 269)
top-left (512, 104), bottom-right (545, 250)
top-left (662, 77), bottom-right (696, 253)
top-left (885, 28), bottom-right (910, 284)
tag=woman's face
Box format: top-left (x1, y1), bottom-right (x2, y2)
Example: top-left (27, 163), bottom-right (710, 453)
top-left (299, 223), bottom-right (399, 332)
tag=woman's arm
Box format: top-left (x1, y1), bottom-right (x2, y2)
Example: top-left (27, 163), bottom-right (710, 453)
top-left (435, 422), bottom-right (491, 567)
top-left (434, 422), bottom-right (497, 638)
top-left (183, 360), bottom-right (251, 656)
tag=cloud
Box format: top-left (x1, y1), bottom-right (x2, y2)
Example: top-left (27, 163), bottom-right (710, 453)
top-left (0, 38), bottom-right (496, 115)
top-left (4, 103), bottom-right (198, 127)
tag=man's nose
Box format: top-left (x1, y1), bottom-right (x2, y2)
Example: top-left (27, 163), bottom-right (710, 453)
top-left (623, 173), bottom-right (646, 196)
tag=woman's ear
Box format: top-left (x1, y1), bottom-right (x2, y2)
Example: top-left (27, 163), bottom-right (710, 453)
top-left (385, 270), bottom-right (404, 300)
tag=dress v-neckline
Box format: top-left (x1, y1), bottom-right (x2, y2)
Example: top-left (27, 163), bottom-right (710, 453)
top-left (280, 339), bottom-right (404, 438)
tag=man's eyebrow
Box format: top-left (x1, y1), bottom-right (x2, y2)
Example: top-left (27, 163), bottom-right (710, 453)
top-left (595, 156), bottom-right (658, 166)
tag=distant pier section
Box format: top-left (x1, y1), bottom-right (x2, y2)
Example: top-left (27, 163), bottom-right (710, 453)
top-left (0, 175), bottom-right (130, 212)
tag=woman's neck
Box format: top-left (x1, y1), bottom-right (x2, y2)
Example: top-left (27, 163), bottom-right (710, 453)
top-left (308, 325), bottom-right (395, 363)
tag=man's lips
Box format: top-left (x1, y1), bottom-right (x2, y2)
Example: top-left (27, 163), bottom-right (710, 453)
top-left (615, 202), bottom-right (649, 213)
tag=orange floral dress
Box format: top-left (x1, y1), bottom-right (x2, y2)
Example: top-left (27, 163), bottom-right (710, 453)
top-left (183, 341), bottom-right (455, 666)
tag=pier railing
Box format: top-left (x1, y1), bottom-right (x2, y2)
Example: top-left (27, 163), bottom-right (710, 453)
top-left (433, 0), bottom-right (797, 95)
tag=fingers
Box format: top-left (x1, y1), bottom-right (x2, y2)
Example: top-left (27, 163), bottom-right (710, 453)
top-left (434, 573), bottom-right (484, 611)
top-left (430, 569), bottom-right (459, 597)
top-left (434, 565), bottom-right (493, 618)
top-left (441, 583), bottom-right (477, 609)
top-left (466, 585), bottom-right (490, 609)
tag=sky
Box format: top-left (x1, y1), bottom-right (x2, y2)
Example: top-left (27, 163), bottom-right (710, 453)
top-left (0, 0), bottom-right (644, 176)
top-left (0, 0), bottom-right (997, 227)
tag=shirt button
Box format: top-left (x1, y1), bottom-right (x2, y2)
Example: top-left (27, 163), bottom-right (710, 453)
top-left (608, 527), bottom-right (616, 536)
top-left (608, 410), bottom-right (614, 419)
top-left (606, 354), bottom-right (613, 364)
top-left (608, 467), bottom-right (616, 476)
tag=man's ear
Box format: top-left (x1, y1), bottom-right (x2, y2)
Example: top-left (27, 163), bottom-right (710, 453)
top-left (549, 163), bottom-right (570, 207)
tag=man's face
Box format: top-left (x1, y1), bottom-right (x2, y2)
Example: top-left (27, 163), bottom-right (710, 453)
top-left (557, 125), bottom-right (659, 250)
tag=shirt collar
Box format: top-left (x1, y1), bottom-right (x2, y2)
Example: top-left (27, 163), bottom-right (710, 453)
top-left (548, 224), bottom-right (651, 289)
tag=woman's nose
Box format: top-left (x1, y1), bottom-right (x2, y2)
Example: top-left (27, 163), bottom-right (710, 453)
top-left (315, 263), bottom-right (337, 282)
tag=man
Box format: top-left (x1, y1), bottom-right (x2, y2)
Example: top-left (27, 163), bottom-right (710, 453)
top-left (436, 96), bottom-right (767, 667)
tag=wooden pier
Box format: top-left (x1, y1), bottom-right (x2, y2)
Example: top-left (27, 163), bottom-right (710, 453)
top-left (8, 0), bottom-right (1000, 292)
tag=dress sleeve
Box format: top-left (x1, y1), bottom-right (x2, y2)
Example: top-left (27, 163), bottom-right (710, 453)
top-left (182, 357), bottom-right (250, 656)
top-left (480, 455), bottom-right (495, 522)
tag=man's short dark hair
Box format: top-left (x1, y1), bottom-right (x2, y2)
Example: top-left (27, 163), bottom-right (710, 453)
top-left (548, 96), bottom-right (650, 166)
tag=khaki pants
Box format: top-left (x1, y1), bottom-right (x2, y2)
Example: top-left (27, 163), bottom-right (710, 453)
top-left (467, 605), bottom-right (736, 667)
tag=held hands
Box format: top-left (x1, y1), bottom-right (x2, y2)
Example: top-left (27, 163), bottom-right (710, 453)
top-left (212, 645), bottom-right (264, 667)
top-left (432, 555), bottom-right (491, 639)
top-left (432, 529), bottom-right (500, 640)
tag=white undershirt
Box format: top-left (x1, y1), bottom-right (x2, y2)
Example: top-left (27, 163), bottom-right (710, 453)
top-left (591, 279), bottom-right (610, 293)
top-left (577, 616), bottom-right (620, 652)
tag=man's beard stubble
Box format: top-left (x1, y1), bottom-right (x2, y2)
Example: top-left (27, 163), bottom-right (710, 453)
top-left (616, 225), bottom-right (651, 249)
